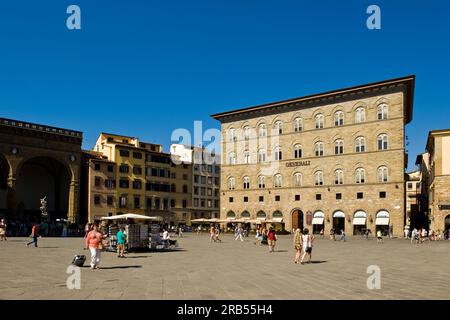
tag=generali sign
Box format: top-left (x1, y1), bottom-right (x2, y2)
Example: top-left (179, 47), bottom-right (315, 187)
top-left (286, 160), bottom-right (311, 167)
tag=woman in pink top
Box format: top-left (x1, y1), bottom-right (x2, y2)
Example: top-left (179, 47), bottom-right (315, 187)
top-left (85, 224), bottom-right (104, 269)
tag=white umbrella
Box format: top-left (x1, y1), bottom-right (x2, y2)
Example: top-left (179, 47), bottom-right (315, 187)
top-left (101, 213), bottom-right (161, 221)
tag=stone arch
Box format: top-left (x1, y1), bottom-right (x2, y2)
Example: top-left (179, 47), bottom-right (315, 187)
top-left (15, 156), bottom-right (73, 221)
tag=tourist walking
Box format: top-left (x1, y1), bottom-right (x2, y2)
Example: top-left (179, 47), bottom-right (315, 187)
top-left (0, 219), bottom-right (7, 241)
top-left (319, 228), bottom-right (324, 239)
top-left (214, 226), bottom-right (222, 243)
top-left (376, 230), bottom-right (383, 244)
top-left (26, 223), bottom-right (39, 247)
top-left (293, 228), bottom-right (302, 264)
top-left (254, 229), bottom-right (263, 245)
top-left (300, 228), bottom-right (314, 264)
top-left (235, 226), bottom-right (244, 242)
top-left (329, 228), bottom-right (335, 241)
top-left (340, 229), bottom-right (346, 242)
top-left (85, 224), bottom-right (104, 270)
top-left (210, 226), bottom-right (216, 243)
top-left (116, 227), bottom-right (126, 258)
top-left (267, 227), bottom-right (277, 252)
top-left (162, 228), bottom-right (170, 249)
top-left (178, 226), bottom-right (183, 238)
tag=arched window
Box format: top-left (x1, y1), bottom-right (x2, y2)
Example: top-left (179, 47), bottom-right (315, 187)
top-left (315, 171), bottom-right (324, 186)
top-left (227, 211), bottom-right (236, 219)
top-left (228, 177), bottom-right (235, 190)
top-left (334, 169), bottom-right (344, 185)
top-left (315, 141), bottom-right (324, 157)
top-left (315, 114), bottom-right (324, 129)
top-left (259, 123), bottom-right (266, 137)
top-left (294, 118), bottom-right (303, 132)
top-left (335, 139), bottom-right (344, 155)
top-left (293, 172), bottom-right (302, 187)
top-left (258, 149), bottom-right (266, 163)
top-left (241, 211), bottom-right (250, 219)
top-left (377, 103), bottom-right (388, 120)
top-left (378, 166), bottom-right (389, 183)
top-left (274, 120), bottom-right (283, 135)
top-left (274, 174), bottom-right (282, 188)
top-left (243, 176), bottom-right (250, 189)
top-left (243, 126), bottom-right (251, 140)
top-left (256, 211), bottom-right (266, 219)
top-left (377, 134), bottom-right (389, 150)
top-left (355, 168), bottom-right (366, 184)
top-left (258, 176), bottom-right (266, 189)
top-left (228, 128), bottom-right (236, 142)
top-left (228, 152), bottom-right (236, 165)
top-left (274, 146), bottom-right (282, 161)
top-left (243, 150), bottom-right (250, 164)
top-left (355, 137), bottom-right (366, 153)
top-left (334, 111), bottom-right (344, 126)
top-left (294, 144), bottom-right (302, 158)
top-left (355, 107), bottom-right (366, 123)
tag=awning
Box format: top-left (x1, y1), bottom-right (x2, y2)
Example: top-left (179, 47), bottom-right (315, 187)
top-left (101, 214), bottom-right (161, 221)
top-left (272, 218), bottom-right (284, 223)
top-left (375, 217), bottom-right (390, 225)
top-left (353, 217), bottom-right (366, 225)
top-left (312, 217), bottom-right (324, 225)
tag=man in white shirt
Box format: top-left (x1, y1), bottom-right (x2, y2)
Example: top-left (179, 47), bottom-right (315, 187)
top-left (162, 229), bottom-right (170, 249)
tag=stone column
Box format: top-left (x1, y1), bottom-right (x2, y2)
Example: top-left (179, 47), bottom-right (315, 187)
top-left (67, 180), bottom-right (79, 223)
top-left (6, 175), bottom-right (17, 218)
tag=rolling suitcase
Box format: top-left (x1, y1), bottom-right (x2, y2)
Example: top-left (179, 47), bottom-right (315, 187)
top-left (72, 255), bottom-right (86, 267)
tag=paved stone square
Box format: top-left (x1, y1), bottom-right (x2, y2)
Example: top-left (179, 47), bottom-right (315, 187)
top-left (0, 234), bottom-right (449, 300)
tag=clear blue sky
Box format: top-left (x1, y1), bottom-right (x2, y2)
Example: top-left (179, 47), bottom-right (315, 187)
top-left (0, 0), bottom-right (449, 171)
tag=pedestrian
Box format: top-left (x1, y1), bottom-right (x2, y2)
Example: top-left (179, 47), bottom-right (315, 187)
top-left (267, 227), bottom-right (277, 252)
top-left (62, 223), bottom-right (68, 237)
top-left (234, 226), bottom-right (244, 242)
top-left (340, 229), bottom-right (346, 242)
top-left (330, 228), bottom-right (335, 241)
top-left (293, 228), bottom-right (302, 264)
top-left (214, 226), bottom-right (222, 243)
top-left (26, 223), bottom-right (39, 247)
top-left (197, 225), bottom-right (201, 235)
top-left (85, 224), bottom-right (104, 270)
top-left (210, 226), bottom-right (216, 243)
top-left (178, 226), bottom-right (183, 238)
top-left (116, 227), bottom-right (126, 258)
top-left (319, 228), bottom-right (324, 239)
top-left (300, 228), bottom-right (314, 264)
top-left (404, 227), bottom-right (409, 239)
top-left (376, 229), bottom-right (383, 244)
top-left (162, 228), bottom-right (170, 249)
top-left (254, 229), bottom-right (262, 245)
top-left (0, 219), bottom-right (7, 241)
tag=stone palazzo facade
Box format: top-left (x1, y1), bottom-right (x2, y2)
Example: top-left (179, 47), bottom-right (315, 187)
top-left (212, 76), bottom-right (415, 237)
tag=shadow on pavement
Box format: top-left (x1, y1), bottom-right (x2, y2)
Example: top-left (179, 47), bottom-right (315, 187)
top-left (99, 265), bottom-right (143, 270)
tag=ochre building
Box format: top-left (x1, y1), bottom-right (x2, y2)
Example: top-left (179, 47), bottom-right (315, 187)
top-left (212, 76), bottom-right (415, 237)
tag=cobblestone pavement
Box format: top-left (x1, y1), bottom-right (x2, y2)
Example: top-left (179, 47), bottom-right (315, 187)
top-left (0, 234), bottom-right (449, 300)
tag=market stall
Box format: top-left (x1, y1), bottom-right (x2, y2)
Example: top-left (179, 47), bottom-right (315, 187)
top-left (101, 214), bottom-right (162, 251)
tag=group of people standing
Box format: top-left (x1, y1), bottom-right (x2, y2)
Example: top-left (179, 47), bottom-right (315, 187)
top-left (209, 226), bottom-right (222, 243)
top-left (407, 227), bottom-right (449, 243)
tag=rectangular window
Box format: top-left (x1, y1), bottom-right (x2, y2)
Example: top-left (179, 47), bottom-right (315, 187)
top-left (200, 199), bottom-right (206, 207)
top-left (94, 176), bottom-right (101, 187)
top-left (207, 177), bottom-right (212, 185)
top-left (336, 193), bottom-right (342, 200)
top-left (107, 196), bottom-right (113, 206)
top-left (295, 194), bottom-right (300, 201)
top-left (134, 196), bottom-right (140, 209)
top-left (133, 167), bottom-right (142, 175)
top-left (194, 187), bottom-right (199, 195)
top-left (207, 165), bottom-right (213, 173)
top-left (119, 196), bottom-right (127, 208)
top-left (104, 179), bottom-right (116, 189)
top-left (275, 195), bottom-right (280, 202)
top-left (119, 179), bottom-right (129, 189)
top-left (379, 191), bottom-right (387, 198)
top-left (133, 152), bottom-right (142, 159)
top-left (146, 198), bottom-right (152, 209)
top-left (215, 166), bottom-right (220, 174)
top-left (119, 150), bottom-right (130, 157)
top-left (94, 163), bottom-right (101, 171)
top-left (201, 176), bottom-right (206, 184)
top-left (407, 183), bottom-right (413, 190)
top-left (201, 187), bottom-right (206, 196)
top-left (194, 175), bottom-right (199, 183)
top-left (214, 189), bottom-right (220, 197)
top-left (229, 197), bottom-right (234, 203)
top-left (182, 200), bottom-right (187, 208)
top-left (155, 198), bottom-right (161, 210)
top-left (316, 194), bottom-right (322, 200)
top-left (194, 198), bottom-right (199, 207)
top-left (207, 200), bottom-right (212, 208)
top-left (207, 188), bottom-right (212, 196)
top-left (94, 195), bottom-right (101, 205)
top-left (107, 165), bottom-right (114, 172)
top-left (259, 196), bottom-right (264, 202)
top-left (132, 180), bottom-right (142, 189)
top-left (244, 197), bottom-right (248, 202)
top-left (357, 192), bottom-right (364, 199)
top-left (214, 177), bottom-right (219, 185)
top-left (119, 165), bottom-right (129, 174)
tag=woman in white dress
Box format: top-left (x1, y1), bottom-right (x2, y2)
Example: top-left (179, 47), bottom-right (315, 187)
top-left (300, 228), bottom-right (314, 264)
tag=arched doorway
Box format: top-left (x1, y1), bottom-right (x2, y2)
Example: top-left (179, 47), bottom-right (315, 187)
top-left (291, 208), bottom-right (303, 231)
top-left (333, 210), bottom-right (345, 232)
top-left (0, 154), bottom-right (9, 217)
top-left (375, 210), bottom-right (390, 236)
top-left (353, 211), bottom-right (367, 235)
top-left (15, 157), bottom-right (71, 221)
top-left (312, 211), bottom-right (325, 234)
top-left (226, 211), bottom-right (236, 231)
top-left (445, 215), bottom-right (450, 237)
top-left (272, 210), bottom-right (284, 231)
